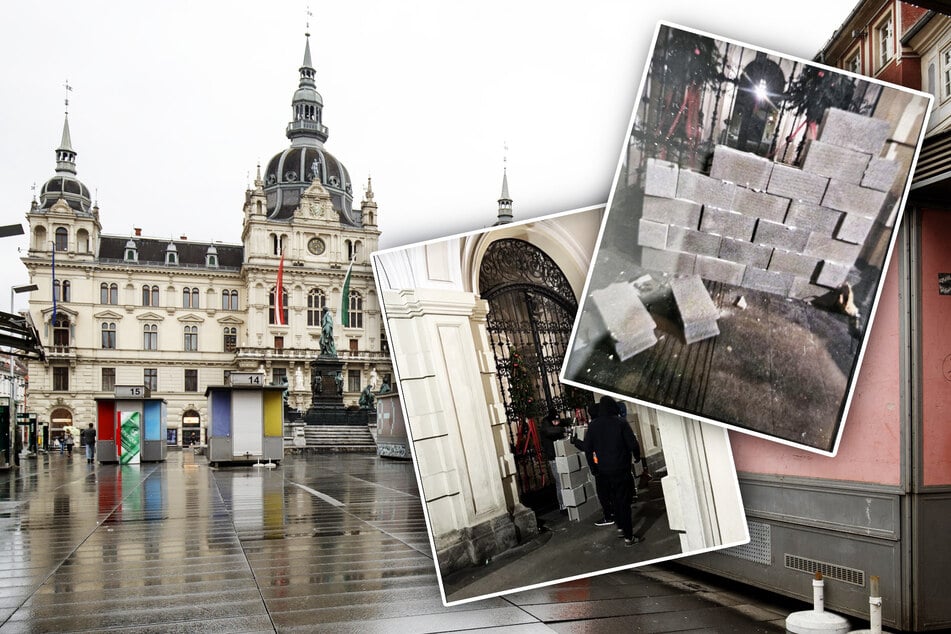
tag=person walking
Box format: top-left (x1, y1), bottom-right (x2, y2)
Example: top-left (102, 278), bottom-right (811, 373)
top-left (65, 431), bottom-right (74, 456)
top-left (583, 395), bottom-right (642, 546)
top-left (81, 423), bottom-right (96, 464)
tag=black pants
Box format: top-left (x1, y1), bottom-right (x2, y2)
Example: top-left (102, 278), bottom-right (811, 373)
top-left (594, 472), bottom-right (614, 520)
top-left (602, 469), bottom-right (635, 539)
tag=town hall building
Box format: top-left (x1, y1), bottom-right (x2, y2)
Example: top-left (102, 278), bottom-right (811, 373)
top-left (20, 33), bottom-right (391, 445)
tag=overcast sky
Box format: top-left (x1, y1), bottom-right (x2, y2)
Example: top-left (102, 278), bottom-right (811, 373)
top-left (1, 0), bottom-right (858, 313)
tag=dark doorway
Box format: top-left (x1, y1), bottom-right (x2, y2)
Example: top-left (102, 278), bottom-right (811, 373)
top-left (479, 239), bottom-right (590, 510)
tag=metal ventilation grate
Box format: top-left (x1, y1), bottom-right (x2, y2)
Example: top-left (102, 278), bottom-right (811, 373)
top-left (722, 521), bottom-right (771, 565)
top-left (784, 554), bottom-right (866, 587)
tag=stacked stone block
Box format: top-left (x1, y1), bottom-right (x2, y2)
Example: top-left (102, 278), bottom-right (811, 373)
top-left (553, 438), bottom-right (599, 521)
top-left (589, 281), bottom-right (657, 361)
top-left (637, 108), bottom-right (900, 299)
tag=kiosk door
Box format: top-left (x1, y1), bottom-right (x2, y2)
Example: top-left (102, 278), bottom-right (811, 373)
top-left (232, 390), bottom-right (262, 457)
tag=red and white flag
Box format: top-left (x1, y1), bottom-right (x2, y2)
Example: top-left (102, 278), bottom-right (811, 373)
top-left (275, 249), bottom-right (286, 325)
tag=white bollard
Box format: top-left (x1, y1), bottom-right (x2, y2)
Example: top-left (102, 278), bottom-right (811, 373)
top-left (786, 572), bottom-right (850, 634)
top-left (850, 576), bottom-right (892, 634)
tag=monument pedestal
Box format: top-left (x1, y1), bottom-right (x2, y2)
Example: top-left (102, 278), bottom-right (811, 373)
top-left (304, 356), bottom-right (370, 426)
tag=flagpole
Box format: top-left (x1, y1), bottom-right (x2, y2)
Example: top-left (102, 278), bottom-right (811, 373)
top-left (339, 255), bottom-right (355, 328)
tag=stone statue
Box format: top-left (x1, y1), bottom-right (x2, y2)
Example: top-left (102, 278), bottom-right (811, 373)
top-left (311, 369), bottom-right (322, 395)
top-left (334, 370), bottom-right (343, 395)
top-left (369, 368), bottom-right (379, 391)
top-left (320, 309), bottom-right (337, 357)
top-left (359, 384), bottom-right (375, 410)
top-left (378, 379), bottom-right (391, 395)
top-left (295, 366), bottom-right (304, 391)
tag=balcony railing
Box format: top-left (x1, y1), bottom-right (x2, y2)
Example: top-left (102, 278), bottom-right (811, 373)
top-left (233, 347), bottom-right (390, 363)
top-left (45, 345), bottom-right (76, 360)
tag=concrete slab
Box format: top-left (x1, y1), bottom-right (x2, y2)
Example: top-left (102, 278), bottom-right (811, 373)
top-left (766, 164), bottom-right (829, 204)
top-left (862, 157), bottom-right (902, 192)
top-left (700, 205), bottom-right (757, 241)
top-left (638, 218), bottom-right (669, 250)
top-left (753, 219), bottom-right (811, 253)
top-left (718, 238), bottom-right (773, 269)
top-left (800, 140), bottom-right (870, 184)
top-left (709, 145), bottom-right (773, 190)
top-left (742, 267), bottom-right (795, 296)
top-left (821, 179), bottom-right (887, 218)
top-left (767, 249), bottom-right (821, 279)
top-left (695, 254), bottom-right (746, 286)
top-left (641, 247), bottom-right (697, 276)
top-left (818, 108), bottom-right (890, 155)
top-left (732, 187), bottom-right (789, 223)
top-left (785, 201), bottom-right (842, 235)
top-left (677, 170), bottom-right (736, 210)
top-left (835, 213), bottom-right (876, 245)
top-left (642, 196), bottom-right (702, 229)
top-left (590, 281), bottom-right (659, 362)
top-left (670, 275), bottom-right (720, 344)
top-left (667, 225), bottom-right (722, 258)
top-left (644, 158), bottom-right (680, 198)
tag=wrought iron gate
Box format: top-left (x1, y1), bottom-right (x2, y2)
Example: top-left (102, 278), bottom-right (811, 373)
top-left (479, 239), bottom-right (586, 502)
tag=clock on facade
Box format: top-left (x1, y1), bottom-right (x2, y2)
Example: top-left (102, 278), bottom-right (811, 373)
top-left (307, 237), bottom-right (326, 255)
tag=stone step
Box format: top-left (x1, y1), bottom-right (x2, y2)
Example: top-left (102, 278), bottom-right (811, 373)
top-left (285, 425), bottom-right (377, 453)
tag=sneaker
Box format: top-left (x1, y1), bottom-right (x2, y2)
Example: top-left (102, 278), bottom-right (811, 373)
top-left (594, 517), bottom-right (614, 526)
top-left (624, 536), bottom-right (642, 546)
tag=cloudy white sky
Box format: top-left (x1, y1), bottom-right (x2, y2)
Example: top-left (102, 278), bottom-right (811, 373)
top-left (1, 0), bottom-right (858, 313)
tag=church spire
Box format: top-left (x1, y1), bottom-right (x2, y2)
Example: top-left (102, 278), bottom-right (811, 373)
top-left (286, 32), bottom-right (328, 145)
top-left (496, 147), bottom-right (513, 225)
top-left (55, 113), bottom-right (78, 175)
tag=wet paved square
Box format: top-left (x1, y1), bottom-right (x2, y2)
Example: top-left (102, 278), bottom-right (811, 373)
top-left (0, 451), bottom-right (800, 632)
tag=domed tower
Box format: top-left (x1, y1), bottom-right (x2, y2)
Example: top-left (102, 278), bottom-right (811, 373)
top-left (263, 33), bottom-right (357, 225)
top-left (39, 113), bottom-right (93, 215)
top-left (27, 108), bottom-right (100, 259)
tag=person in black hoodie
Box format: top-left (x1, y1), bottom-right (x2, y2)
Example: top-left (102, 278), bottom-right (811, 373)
top-left (583, 395), bottom-right (642, 545)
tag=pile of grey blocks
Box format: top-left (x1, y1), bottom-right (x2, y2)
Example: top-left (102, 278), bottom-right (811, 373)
top-left (638, 108), bottom-right (900, 300)
top-left (553, 438), bottom-right (600, 521)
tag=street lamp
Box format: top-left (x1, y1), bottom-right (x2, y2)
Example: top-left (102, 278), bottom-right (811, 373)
top-left (9, 283), bottom-right (37, 466)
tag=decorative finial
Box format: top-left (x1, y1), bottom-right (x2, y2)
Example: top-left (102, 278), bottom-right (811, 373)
top-left (30, 182), bottom-right (37, 202)
top-left (306, 2), bottom-right (312, 37)
top-left (63, 79), bottom-right (72, 115)
top-left (503, 141), bottom-right (508, 171)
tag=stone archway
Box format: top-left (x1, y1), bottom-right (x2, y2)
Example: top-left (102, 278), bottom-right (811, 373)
top-left (181, 409), bottom-right (201, 446)
top-left (479, 238), bottom-right (586, 509)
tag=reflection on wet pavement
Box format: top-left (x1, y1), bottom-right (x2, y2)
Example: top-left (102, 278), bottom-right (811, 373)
top-left (0, 452), bottom-right (792, 632)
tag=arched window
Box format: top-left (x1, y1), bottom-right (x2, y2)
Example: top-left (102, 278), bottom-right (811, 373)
top-left (184, 325), bottom-right (198, 351)
top-left (76, 229), bottom-right (89, 253)
top-left (147, 285), bottom-right (159, 306)
top-left (53, 280), bottom-right (61, 302)
top-left (143, 324), bottom-right (158, 350)
top-left (182, 287), bottom-right (199, 309)
top-left (54, 227), bottom-right (68, 251)
top-left (345, 239), bottom-right (354, 261)
top-left (348, 291), bottom-right (363, 329)
top-left (307, 288), bottom-right (325, 326)
top-left (271, 233), bottom-right (279, 256)
top-left (101, 322), bottom-right (116, 349)
top-left (33, 226), bottom-right (47, 252)
top-left (142, 285), bottom-right (153, 306)
top-left (223, 326), bottom-right (237, 351)
top-left (53, 314), bottom-right (70, 347)
top-left (221, 289), bottom-right (238, 310)
top-left (269, 286), bottom-right (288, 325)
top-left (62, 280), bottom-right (71, 302)
top-left (101, 282), bottom-right (118, 305)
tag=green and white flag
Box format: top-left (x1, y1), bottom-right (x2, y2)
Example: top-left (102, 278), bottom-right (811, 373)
top-left (340, 257), bottom-right (355, 327)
